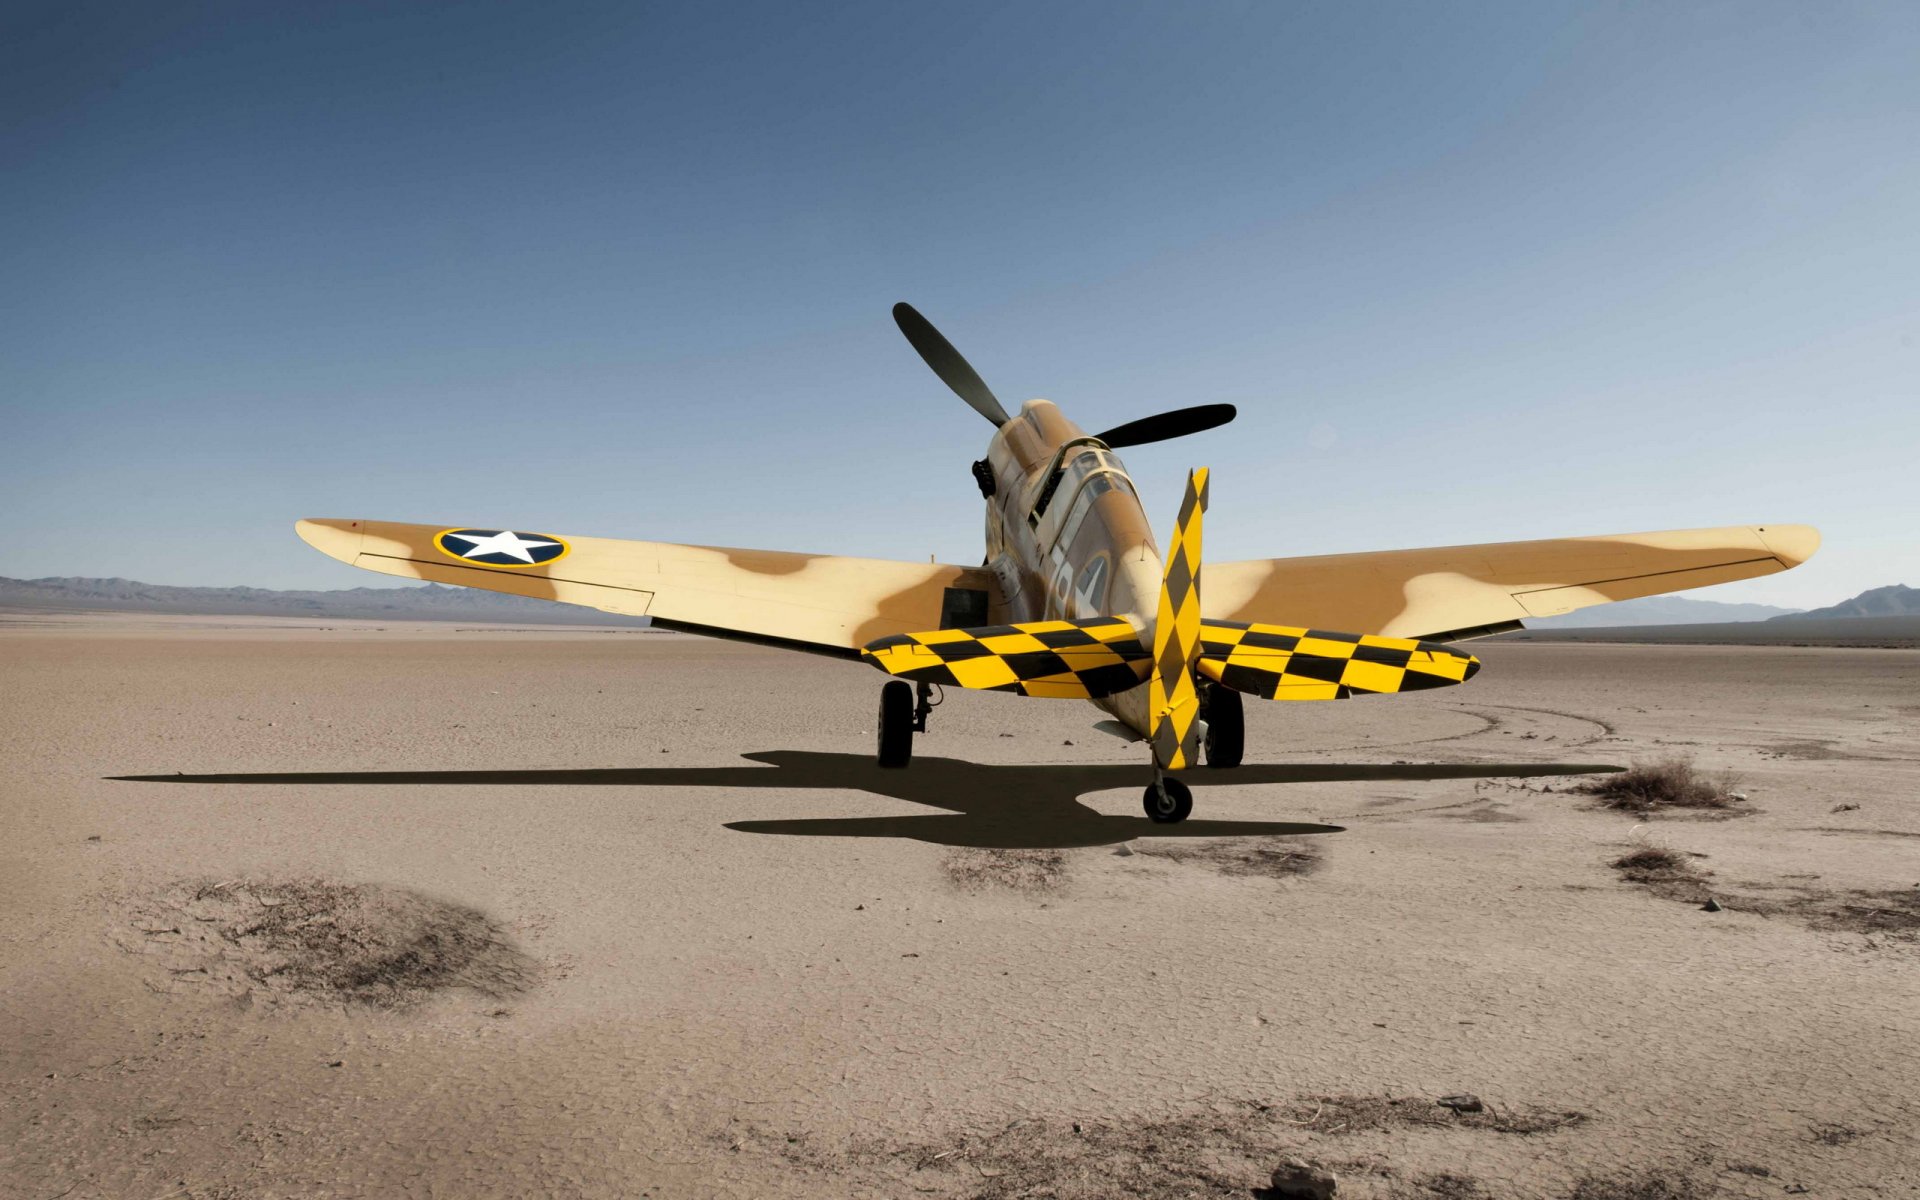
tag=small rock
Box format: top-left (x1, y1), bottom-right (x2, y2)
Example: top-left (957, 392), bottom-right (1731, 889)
top-left (1701, 898), bottom-right (1723, 912)
top-left (1832, 803), bottom-right (1859, 813)
top-left (1728, 791), bottom-right (1748, 801)
top-left (854, 904), bottom-right (865, 911)
top-left (1269, 1157), bottom-right (1337, 1199)
top-left (1437, 1094), bottom-right (1483, 1114)
top-left (1113, 844), bottom-right (1134, 857)
top-left (1062, 739), bottom-right (1074, 746)
top-left (86, 835), bottom-right (102, 842)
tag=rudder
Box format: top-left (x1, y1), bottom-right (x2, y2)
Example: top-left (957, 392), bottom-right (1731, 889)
top-left (1149, 467), bottom-right (1209, 769)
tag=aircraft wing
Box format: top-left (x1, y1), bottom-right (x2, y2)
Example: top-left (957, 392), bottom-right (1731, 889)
top-left (1203, 524), bottom-right (1819, 642)
top-left (296, 519), bottom-right (1000, 657)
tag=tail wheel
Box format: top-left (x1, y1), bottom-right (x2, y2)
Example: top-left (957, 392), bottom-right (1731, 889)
top-left (1142, 777), bottom-right (1193, 823)
top-left (1202, 682), bottom-right (1244, 769)
top-left (877, 680), bottom-right (914, 768)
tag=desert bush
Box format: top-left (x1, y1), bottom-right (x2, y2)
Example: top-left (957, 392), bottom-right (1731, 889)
top-left (1609, 842), bottom-right (1713, 904)
top-left (1565, 1168), bottom-right (1707, 1200)
top-left (1280, 1094), bottom-right (1585, 1137)
top-left (1580, 756), bottom-right (1737, 813)
top-left (1609, 845), bottom-right (1696, 881)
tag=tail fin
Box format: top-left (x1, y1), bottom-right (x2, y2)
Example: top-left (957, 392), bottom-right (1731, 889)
top-left (1149, 467), bottom-right (1209, 769)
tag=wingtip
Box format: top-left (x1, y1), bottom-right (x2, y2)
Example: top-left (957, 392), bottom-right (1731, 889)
top-left (295, 518), bottom-right (365, 564)
top-left (1756, 524), bottom-right (1821, 568)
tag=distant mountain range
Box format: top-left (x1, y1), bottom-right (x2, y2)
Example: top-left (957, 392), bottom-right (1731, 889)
top-left (1527, 594), bottom-right (1803, 628)
top-left (0, 576), bottom-right (649, 625)
top-left (1766, 584), bottom-right (1920, 621)
top-left (1501, 583), bottom-right (1920, 647)
top-left (2, 574), bottom-right (1913, 632)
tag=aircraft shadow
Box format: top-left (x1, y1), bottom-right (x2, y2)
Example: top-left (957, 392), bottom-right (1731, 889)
top-left (109, 752), bottom-right (1613, 850)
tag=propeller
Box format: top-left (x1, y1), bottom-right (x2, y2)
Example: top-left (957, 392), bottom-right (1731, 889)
top-left (891, 302), bottom-right (1237, 447)
top-left (1093, 403), bottom-right (1237, 449)
top-left (892, 302), bottom-right (1011, 426)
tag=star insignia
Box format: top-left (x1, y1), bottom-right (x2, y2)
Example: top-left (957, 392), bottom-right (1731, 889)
top-left (435, 528), bottom-right (569, 567)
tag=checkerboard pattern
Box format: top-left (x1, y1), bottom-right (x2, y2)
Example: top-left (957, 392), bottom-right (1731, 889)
top-left (1195, 620), bottom-right (1480, 701)
top-left (861, 617), bottom-right (1152, 699)
top-left (1149, 468), bottom-right (1210, 769)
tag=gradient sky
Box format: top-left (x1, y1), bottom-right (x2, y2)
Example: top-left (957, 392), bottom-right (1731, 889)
top-left (6, 1), bottom-right (1915, 606)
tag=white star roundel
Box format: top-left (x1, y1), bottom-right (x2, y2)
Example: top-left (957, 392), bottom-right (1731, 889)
top-left (434, 528), bottom-right (570, 568)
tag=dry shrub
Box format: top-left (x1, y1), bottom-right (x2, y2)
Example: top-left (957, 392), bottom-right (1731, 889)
top-left (1580, 756), bottom-right (1739, 813)
top-left (126, 878), bottom-right (537, 1009)
top-left (943, 848), bottom-right (1068, 892)
top-left (1750, 884), bottom-right (1920, 941)
top-left (1609, 844), bottom-right (1713, 904)
top-left (1813, 888), bottom-right (1920, 938)
top-left (726, 1094), bottom-right (1578, 1199)
top-left (1607, 849), bottom-right (1920, 942)
top-left (734, 1105), bottom-right (1283, 1199)
top-left (1565, 1169), bottom-right (1708, 1200)
top-left (1282, 1095), bottom-right (1586, 1137)
top-left (1135, 837), bottom-right (1321, 879)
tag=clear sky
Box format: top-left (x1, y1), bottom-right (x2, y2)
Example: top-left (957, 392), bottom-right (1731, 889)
top-left (6, 1), bottom-right (1915, 606)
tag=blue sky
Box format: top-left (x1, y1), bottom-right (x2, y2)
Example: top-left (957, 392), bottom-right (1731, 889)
top-left (5, 1), bottom-right (1915, 606)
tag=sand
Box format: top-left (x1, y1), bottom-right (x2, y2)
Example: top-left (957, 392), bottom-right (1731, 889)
top-left (2, 615), bottom-right (1916, 1198)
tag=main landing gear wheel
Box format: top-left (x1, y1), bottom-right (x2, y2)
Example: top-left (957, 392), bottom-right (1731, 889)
top-left (1143, 776), bottom-right (1194, 823)
top-left (1202, 682), bottom-right (1244, 769)
top-left (877, 680), bottom-right (914, 768)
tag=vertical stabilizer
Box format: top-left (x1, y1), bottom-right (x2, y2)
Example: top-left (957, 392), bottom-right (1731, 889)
top-left (1149, 468), bottom-right (1209, 768)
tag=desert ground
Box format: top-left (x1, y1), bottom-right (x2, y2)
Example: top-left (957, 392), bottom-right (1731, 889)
top-left (2, 614), bottom-right (1915, 1199)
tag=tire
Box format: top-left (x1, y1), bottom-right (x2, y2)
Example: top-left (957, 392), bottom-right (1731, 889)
top-left (876, 680), bottom-right (914, 768)
top-left (1142, 777), bottom-right (1194, 823)
top-left (1203, 683), bottom-right (1244, 769)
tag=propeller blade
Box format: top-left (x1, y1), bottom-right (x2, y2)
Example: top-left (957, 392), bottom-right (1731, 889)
top-left (892, 302), bottom-right (1011, 427)
top-left (1094, 403), bottom-right (1237, 449)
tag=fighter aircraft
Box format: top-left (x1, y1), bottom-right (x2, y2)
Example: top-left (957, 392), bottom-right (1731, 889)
top-left (297, 303), bottom-right (1819, 823)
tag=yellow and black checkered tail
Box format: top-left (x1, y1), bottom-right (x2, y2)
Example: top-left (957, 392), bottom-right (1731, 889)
top-left (862, 617), bottom-right (1152, 699)
top-left (1149, 467), bottom-right (1209, 769)
top-left (1195, 621), bottom-right (1481, 700)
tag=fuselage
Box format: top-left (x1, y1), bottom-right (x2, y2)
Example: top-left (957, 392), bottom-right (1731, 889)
top-left (981, 399), bottom-right (1166, 734)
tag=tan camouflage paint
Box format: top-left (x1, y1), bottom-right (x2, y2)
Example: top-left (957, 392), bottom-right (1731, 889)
top-left (298, 397), bottom-right (1817, 742)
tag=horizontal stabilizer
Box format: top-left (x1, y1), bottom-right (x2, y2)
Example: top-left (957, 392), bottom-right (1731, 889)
top-left (862, 618), bottom-right (1151, 698)
top-left (1197, 620), bottom-right (1479, 701)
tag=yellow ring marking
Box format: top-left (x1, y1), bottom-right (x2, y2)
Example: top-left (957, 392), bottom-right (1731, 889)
top-left (433, 528), bottom-right (573, 569)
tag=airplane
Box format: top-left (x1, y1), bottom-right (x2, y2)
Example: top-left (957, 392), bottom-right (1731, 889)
top-left (296, 303), bottom-right (1820, 824)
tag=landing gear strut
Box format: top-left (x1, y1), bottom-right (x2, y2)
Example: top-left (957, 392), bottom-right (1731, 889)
top-left (1142, 772), bottom-right (1194, 823)
top-left (1201, 681), bottom-right (1244, 769)
top-left (876, 680), bottom-right (940, 769)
